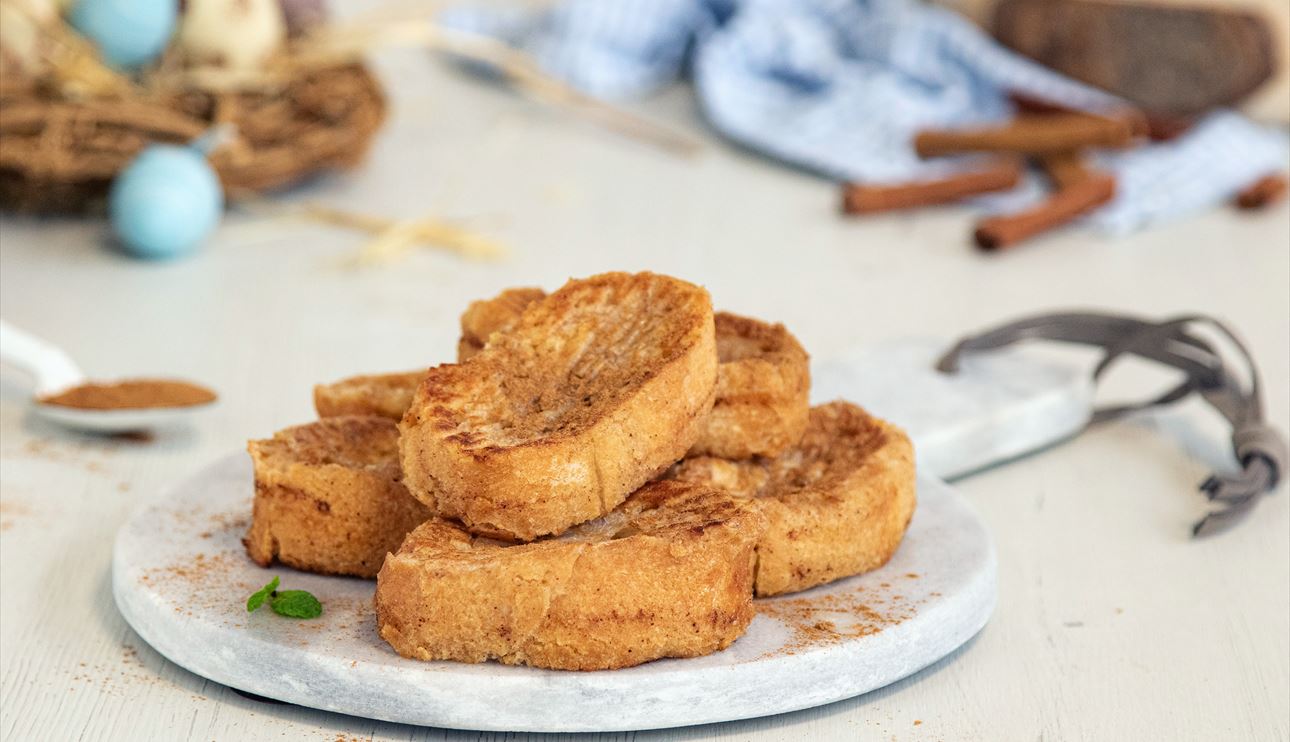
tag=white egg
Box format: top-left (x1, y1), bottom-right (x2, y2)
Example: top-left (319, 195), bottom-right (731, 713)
top-left (178, 0), bottom-right (286, 70)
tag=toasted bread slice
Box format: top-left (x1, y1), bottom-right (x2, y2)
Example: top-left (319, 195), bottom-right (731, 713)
top-left (244, 416), bottom-right (434, 578)
top-left (457, 286), bottom-right (546, 361)
top-left (400, 272), bottom-right (719, 541)
top-left (691, 312), bottom-right (810, 459)
top-left (314, 370), bottom-right (426, 420)
top-left (669, 402), bottom-right (916, 597)
top-left (458, 290), bottom-right (809, 460)
top-left (375, 480), bottom-right (765, 670)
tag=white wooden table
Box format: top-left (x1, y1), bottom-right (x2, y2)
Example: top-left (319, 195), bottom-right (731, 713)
top-left (2, 22), bottom-right (1288, 741)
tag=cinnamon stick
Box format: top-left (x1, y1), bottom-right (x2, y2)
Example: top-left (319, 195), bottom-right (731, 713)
top-left (916, 112), bottom-right (1139, 158)
top-left (974, 172), bottom-right (1116, 251)
top-left (1144, 114), bottom-right (1194, 142)
top-left (1010, 96), bottom-right (1150, 138)
top-left (841, 159), bottom-right (1023, 214)
top-left (1036, 151), bottom-right (1093, 189)
top-left (1234, 174), bottom-right (1288, 210)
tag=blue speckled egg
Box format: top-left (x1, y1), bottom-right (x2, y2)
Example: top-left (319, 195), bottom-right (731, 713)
top-left (69, 0), bottom-right (177, 69)
top-left (109, 145), bottom-right (223, 260)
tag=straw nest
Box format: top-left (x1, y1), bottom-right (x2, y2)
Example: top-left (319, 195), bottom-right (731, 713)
top-left (0, 62), bottom-right (385, 214)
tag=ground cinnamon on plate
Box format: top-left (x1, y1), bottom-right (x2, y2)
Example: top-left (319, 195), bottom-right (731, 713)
top-left (39, 380), bottom-right (217, 410)
top-left (756, 580), bottom-right (922, 658)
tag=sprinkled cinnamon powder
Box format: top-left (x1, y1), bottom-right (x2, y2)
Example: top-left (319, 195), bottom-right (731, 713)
top-left (0, 501), bottom-right (33, 531)
top-left (39, 379), bottom-right (216, 410)
top-left (756, 585), bottom-right (921, 657)
top-left (135, 506), bottom-right (381, 645)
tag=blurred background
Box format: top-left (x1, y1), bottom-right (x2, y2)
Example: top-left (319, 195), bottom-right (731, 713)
top-left (0, 0), bottom-right (1285, 404)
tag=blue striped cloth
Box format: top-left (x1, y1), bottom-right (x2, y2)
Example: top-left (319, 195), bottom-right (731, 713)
top-left (443, 0), bottom-right (1289, 232)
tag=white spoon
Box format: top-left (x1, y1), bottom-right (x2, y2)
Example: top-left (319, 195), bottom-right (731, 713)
top-left (0, 320), bottom-right (216, 434)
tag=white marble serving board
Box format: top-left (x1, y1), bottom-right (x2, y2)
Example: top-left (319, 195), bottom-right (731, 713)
top-left (812, 339), bottom-right (1093, 480)
top-left (112, 339), bottom-right (1092, 731)
top-left (113, 454), bottom-right (996, 732)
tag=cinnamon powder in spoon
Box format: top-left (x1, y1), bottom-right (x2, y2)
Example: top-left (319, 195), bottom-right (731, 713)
top-left (39, 380), bottom-right (217, 410)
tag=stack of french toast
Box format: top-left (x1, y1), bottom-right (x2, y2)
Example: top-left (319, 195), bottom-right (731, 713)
top-left (244, 272), bottom-right (916, 671)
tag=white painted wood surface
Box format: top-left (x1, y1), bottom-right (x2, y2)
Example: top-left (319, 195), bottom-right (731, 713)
top-left (1, 4), bottom-right (1287, 737)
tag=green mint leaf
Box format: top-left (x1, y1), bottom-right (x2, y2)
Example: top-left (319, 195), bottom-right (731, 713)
top-left (246, 576), bottom-right (279, 613)
top-left (270, 589), bottom-right (322, 619)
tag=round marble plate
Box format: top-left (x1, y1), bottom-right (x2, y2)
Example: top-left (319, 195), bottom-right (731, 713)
top-left (113, 453), bottom-right (996, 733)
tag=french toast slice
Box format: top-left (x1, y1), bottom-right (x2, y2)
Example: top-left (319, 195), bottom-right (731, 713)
top-left (374, 480), bottom-right (766, 670)
top-left (244, 416), bottom-right (434, 578)
top-left (319, 293), bottom-right (807, 466)
top-left (457, 286), bottom-right (546, 361)
top-left (691, 312), bottom-right (810, 459)
top-left (314, 370), bottom-right (427, 420)
top-left (457, 289), bottom-right (809, 460)
top-left (399, 272), bottom-right (719, 541)
top-left (669, 402), bottom-right (916, 597)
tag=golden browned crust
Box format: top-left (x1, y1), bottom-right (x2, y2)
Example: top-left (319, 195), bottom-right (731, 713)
top-left (669, 402), bottom-right (916, 597)
top-left (244, 416), bottom-right (434, 578)
top-left (313, 371), bottom-right (427, 421)
top-left (690, 312), bottom-right (810, 459)
top-left (457, 287), bottom-right (546, 361)
top-left (458, 295), bottom-right (809, 460)
top-left (454, 290), bottom-right (809, 460)
top-left (399, 272), bottom-right (719, 541)
top-left (374, 480), bottom-right (766, 670)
